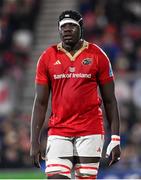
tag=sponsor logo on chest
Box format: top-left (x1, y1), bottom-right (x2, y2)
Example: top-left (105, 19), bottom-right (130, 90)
top-left (53, 58), bottom-right (93, 79)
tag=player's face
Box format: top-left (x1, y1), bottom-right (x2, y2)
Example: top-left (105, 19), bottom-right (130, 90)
top-left (59, 23), bottom-right (81, 46)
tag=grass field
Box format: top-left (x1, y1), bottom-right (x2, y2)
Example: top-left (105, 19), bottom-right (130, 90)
top-left (0, 169), bottom-right (46, 179)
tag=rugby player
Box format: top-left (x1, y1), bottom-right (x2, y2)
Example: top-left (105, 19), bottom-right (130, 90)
top-left (30, 10), bottom-right (121, 179)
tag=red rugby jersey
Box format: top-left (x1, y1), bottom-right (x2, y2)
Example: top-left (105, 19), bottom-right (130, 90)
top-left (35, 41), bottom-right (114, 136)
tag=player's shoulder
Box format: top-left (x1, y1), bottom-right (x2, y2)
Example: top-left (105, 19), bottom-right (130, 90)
top-left (88, 42), bottom-right (109, 61)
top-left (88, 42), bottom-right (105, 54)
top-left (42, 44), bottom-right (58, 55)
top-left (37, 44), bottom-right (58, 64)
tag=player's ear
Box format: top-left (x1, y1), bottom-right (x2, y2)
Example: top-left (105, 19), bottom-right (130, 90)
top-left (58, 21), bottom-right (60, 31)
top-left (58, 25), bottom-right (61, 32)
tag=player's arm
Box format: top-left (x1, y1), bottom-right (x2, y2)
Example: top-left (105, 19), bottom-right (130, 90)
top-left (30, 83), bottom-right (50, 168)
top-left (99, 80), bottom-right (121, 166)
top-left (99, 80), bottom-right (120, 135)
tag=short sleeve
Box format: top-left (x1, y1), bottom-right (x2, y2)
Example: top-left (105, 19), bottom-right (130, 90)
top-left (35, 51), bottom-right (49, 85)
top-left (97, 49), bottom-right (114, 85)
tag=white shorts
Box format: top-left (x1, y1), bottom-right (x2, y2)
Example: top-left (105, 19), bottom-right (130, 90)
top-left (46, 134), bottom-right (104, 158)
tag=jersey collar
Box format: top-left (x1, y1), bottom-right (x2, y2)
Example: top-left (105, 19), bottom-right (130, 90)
top-left (57, 40), bottom-right (89, 50)
top-left (57, 40), bottom-right (89, 61)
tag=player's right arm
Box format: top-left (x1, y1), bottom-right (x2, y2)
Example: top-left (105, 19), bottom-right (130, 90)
top-left (30, 50), bottom-right (50, 168)
top-left (30, 83), bottom-right (50, 168)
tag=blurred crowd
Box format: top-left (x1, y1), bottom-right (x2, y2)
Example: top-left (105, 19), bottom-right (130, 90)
top-left (78, 0), bottom-right (141, 172)
top-left (0, 0), bottom-right (41, 168)
top-left (0, 0), bottom-right (41, 115)
top-left (0, 0), bottom-right (141, 173)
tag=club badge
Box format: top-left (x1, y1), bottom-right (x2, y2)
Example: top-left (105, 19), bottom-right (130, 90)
top-left (82, 58), bottom-right (93, 65)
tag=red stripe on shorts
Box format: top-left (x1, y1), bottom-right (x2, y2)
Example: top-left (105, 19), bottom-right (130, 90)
top-left (47, 171), bottom-right (71, 176)
top-left (112, 138), bottom-right (120, 141)
top-left (75, 166), bottom-right (98, 171)
top-left (47, 164), bottom-right (71, 171)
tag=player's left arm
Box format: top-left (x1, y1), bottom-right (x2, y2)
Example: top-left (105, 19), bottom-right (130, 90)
top-left (99, 80), bottom-right (121, 166)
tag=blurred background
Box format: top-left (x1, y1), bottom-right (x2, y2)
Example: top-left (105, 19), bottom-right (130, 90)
top-left (0, 0), bottom-right (141, 179)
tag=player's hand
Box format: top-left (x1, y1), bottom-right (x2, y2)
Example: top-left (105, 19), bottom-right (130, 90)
top-left (105, 135), bottom-right (121, 166)
top-left (30, 142), bottom-right (42, 168)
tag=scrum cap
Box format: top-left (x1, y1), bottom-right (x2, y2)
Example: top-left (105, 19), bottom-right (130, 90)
top-left (58, 10), bottom-right (83, 29)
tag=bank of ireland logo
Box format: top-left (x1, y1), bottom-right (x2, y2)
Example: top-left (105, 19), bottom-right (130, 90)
top-left (82, 58), bottom-right (93, 65)
top-left (69, 66), bottom-right (75, 72)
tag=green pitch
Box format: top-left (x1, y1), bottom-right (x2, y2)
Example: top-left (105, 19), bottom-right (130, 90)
top-left (0, 169), bottom-right (46, 179)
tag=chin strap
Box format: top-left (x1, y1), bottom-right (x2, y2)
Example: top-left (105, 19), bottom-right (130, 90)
top-left (106, 135), bottom-right (120, 157)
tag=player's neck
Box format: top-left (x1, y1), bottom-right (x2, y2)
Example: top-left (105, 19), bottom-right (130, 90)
top-left (62, 39), bottom-right (84, 55)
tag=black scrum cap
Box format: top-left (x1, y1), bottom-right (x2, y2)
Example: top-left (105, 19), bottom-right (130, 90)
top-left (58, 10), bottom-right (83, 29)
